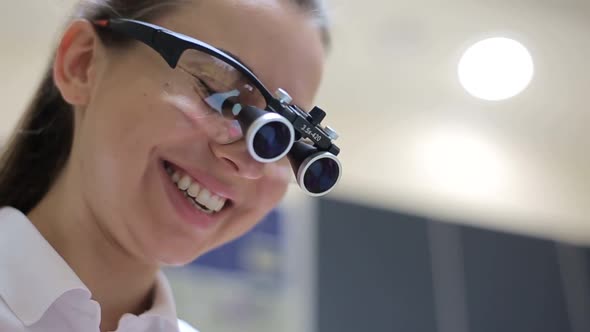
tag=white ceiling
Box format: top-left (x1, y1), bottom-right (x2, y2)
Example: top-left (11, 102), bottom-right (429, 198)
top-left (318, 0), bottom-right (589, 243)
top-left (0, 0), bottom-right (588, 243)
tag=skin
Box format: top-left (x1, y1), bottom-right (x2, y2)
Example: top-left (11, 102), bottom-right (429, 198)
top-left (26, 0), bottom-right (324, 331)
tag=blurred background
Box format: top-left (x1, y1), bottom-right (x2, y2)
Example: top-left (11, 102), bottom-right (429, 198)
top-left (1, 0), bottom-right (589, 331)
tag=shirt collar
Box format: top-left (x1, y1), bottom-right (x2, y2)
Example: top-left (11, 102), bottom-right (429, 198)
top-left (0, 206), bottom-right (90, 325)
top-left (0, 206), bottom-right (179, 329)
top-left (141, 270), bottom-right (179, 325)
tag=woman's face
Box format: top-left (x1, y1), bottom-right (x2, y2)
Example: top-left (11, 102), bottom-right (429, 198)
top-left (74, 0), bottom-right (325, 265)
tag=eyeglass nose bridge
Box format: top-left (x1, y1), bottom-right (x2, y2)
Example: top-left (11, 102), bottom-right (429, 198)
top-left (204, 89), bottom-right (243, 117)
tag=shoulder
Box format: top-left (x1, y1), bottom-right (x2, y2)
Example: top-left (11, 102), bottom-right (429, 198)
top-left (178, 319), bottom-right (200, 332)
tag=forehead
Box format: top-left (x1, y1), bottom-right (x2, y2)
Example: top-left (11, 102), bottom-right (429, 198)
top-left (153, 0), bottom-right (325, 110)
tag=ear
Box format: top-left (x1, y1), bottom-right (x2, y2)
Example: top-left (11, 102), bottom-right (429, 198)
top-left (53, 19), bottom-right (102, 106)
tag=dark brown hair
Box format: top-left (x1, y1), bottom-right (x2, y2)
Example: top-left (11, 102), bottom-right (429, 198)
top-left (0, 0), bottom-right (330, 214)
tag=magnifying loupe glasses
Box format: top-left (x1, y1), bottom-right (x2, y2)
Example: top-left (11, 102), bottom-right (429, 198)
top-left (94, 18), bottom-right (342, 196)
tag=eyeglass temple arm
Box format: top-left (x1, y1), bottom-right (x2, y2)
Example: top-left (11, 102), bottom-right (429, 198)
top-left (94, 19), bottom-right (279, 100)
top-left (94, 19), bottom-right (186, 67)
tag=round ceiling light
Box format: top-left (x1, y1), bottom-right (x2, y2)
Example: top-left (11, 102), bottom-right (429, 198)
top-left (458, 37), bottom-right (534, 101)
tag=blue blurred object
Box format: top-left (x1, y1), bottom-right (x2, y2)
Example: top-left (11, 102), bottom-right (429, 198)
top-left (189, 209), bottom-right (283, 273)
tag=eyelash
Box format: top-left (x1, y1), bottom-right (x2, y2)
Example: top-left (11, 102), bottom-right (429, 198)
top-left (177, 66), bottom-right (216, 97)
top-left (194, 76), bottom-right (216, 96)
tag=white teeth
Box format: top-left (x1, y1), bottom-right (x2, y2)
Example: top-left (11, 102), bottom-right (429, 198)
top-left (208, 196), bottom-right (221, 212)
top-left (196, 188), bottom-right (212, 207)
top-left (177, 175), bottom-right (191, 191)
top-left (166, 163), bottom-right (229, 213)
top-left (187, 182), bottom-right (201, 198)
top-left (186, 196), bottom-right (213, 214)
top-left (214, 197), bottom-right (226, 212)
top-left (172, 172), bottom-right (180, 183)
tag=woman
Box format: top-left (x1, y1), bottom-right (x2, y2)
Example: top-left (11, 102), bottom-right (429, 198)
top-left (0, 0), bottom-right (334, 331)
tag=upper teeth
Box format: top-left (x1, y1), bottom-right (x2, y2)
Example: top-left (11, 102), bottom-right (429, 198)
top-left (166, 165), bottom-right (227, 213)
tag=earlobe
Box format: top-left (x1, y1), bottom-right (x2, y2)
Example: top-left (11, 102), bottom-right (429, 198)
top-left (53, 19), bottom-right (101, 106)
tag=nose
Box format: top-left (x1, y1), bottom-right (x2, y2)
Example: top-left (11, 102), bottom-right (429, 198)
top-left (211, 140), bottom-right (266, 180)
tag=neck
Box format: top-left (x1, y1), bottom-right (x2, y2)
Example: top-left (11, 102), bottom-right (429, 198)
top-left (27, 162), bottom-right (159, 332)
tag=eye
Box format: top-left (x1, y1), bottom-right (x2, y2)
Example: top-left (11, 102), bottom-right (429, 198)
top-left (200, 80), bottom-right (215, 94)
top-left (178, 65), bottom-right (216, 97)
top-left (191, 75), bottom-right (216, 96)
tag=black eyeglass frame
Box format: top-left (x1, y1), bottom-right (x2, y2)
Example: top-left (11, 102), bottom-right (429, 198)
top-left (93, 18), bottom-right (340, 157)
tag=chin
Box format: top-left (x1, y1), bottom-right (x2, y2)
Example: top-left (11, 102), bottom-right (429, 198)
top-left (151, 246), bottom-right (205, 267)
top-left (146, 230), bottom-right (217, 267)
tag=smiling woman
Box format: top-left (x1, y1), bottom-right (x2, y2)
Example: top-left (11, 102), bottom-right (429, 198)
top-left (0, 1), bottom-right (331, 331)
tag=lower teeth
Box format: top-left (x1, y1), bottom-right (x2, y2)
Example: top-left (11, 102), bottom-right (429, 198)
top-left (183, 191), bottom-right (214, 214)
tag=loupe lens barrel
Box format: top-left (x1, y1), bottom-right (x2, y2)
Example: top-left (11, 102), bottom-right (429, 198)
top-left (237, 106), bottom-right (295, 163)
top-left (289, 142), bottom-right (341, 196)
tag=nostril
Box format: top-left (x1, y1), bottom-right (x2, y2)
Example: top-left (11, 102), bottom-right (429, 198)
top-left (222, 157), bottom-right (239, 172)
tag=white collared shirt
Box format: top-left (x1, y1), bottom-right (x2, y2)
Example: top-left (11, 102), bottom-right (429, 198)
top-left (0, 206), bottom-right (198, 332)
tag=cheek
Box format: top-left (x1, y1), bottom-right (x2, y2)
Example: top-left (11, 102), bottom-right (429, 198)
top-left (208, 162), bottom-right (290, 251)
top-left (75, 78), bottom-right (179, 229)
top-left (240, 163), bottom-right (291, 226)
top-left (76, 94), bottom-right (157, 228)
top-left (90, 69), bottom-right (205, 158)
top-left (259, 160), bottom-right (292, 200)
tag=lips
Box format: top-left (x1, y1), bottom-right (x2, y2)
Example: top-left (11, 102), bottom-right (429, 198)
top-left (164, 161), bottom-right (228, 213)
top-left (159, 159), bottom-right (233, 229)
